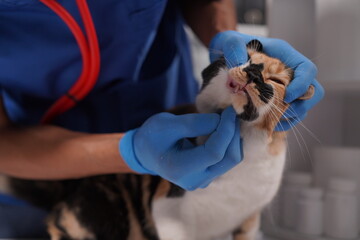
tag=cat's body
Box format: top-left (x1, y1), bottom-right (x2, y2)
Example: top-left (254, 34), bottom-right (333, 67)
top-left (152, 44), bottom-right (293, 239)
top-left (1, 40), bottom-right (315, 240)
top-left (153, 125), bottom-right (286, 240)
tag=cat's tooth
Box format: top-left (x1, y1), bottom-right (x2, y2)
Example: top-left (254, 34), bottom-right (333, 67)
top-left (234, 85), bottom-right (240, 93)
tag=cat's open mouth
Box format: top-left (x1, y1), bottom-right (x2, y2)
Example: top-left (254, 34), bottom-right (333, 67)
top-left (227, 76), bottom-right (248, 95)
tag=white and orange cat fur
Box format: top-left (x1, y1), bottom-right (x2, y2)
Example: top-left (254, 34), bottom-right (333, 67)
top-left (152, 40), bottom-right (314, 240)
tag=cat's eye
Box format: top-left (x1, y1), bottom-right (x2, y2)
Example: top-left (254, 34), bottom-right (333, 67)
top-left (269, 78), bottom-right (285, 86)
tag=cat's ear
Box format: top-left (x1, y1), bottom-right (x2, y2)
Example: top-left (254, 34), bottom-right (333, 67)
top-left (298, 85), bottom-right (315, 100)
top-left (246, 39), bottom-right (263, 52)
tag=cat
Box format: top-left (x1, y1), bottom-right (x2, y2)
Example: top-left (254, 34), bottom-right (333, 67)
top-left (5, 39), bottom-right (314, 240)
top-left (152, 40), bottom-right (313, 240)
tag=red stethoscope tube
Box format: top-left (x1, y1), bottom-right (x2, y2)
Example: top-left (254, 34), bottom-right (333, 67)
top-left (39, 0), bottom-right (100, 124)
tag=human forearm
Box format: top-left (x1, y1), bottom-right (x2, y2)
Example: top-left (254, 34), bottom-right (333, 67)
top-left (0, 125), bottom-right (133, 180)
top-left (181, 0), bottom-right (237, 46)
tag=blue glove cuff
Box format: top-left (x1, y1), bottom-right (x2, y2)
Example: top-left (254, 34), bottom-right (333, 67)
top-left (119, 129), bottom-right (156, 175)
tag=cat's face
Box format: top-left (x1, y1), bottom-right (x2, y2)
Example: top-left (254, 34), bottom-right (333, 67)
top-left (197, 40), bottom-right (313, 134)
top-left (227, 48), bottom-right (293, 123)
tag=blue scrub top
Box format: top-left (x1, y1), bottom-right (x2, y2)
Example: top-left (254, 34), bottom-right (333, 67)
top-left (0, 0), bottom-right (198, 237)
top-left (0, 0), bottom-right (198, 133)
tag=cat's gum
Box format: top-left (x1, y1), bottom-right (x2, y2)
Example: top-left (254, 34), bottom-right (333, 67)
top-left (227, 76), bottom-right (247, 95)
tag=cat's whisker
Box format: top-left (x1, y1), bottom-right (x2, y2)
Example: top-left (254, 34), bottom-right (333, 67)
top-left (266, 101), bottom-right (300, 137)
top-left (220, 54), bottom-right (236, 69)
top-left (208, 48), bottom-right (224, 56)
top-left (265, 105), bottom-right (294, 169)
top-left (266, 101), bottom-right (312, 166)
top-left (248, 89), bottom-right (302, 160)
top-left (288, 117), bottom-right (314, 168)
top-left (231, 45), bottom-right (241, 68)
top-left (264, 94), bottom-right (321, 144)
top-left (208, 48), bottom-right (240, 69)
top-left (307, 51), bottom-right (327, 63)
top-left (225, 55), bottom-right (238, 69)
top-left (208, 48), bottom-right (235, 69)
top-left (278, 102), bottom-right (321, 144)
top-left (258, 100), bottom-right (282, 196)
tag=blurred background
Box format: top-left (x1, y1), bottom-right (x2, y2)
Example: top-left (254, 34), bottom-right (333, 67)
top-left (188, 0), bottom-right (360, 239)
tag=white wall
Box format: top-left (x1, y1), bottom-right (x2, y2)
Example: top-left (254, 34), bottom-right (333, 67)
top-left (267, 0), bottom-right (316, 59)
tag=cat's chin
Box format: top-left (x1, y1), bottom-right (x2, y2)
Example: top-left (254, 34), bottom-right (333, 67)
top-left (230, 95), bottom-right (249, 115)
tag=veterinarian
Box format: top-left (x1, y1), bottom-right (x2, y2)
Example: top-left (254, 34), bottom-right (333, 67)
top-left (0, 0), bottom-right (324, 237)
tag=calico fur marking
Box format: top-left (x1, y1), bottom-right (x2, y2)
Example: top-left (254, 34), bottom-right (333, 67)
top-left (47, 204), bottom-right (95, 240)
top-left (239, 93), bottom-right (259, 121)
top-left (247, 39), bottom-right (263, 52)
top-left (201, 57), bottom-right (227, 90)
top-left (41, 175), bottom-right (172, 240)
top-left (243, 63), bottom-right (274, 104)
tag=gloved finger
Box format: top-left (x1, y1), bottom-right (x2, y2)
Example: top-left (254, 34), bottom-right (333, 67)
top-left (209, 31), bottom-right (248, 67)
top-left (282, 98), bottom-right (311, 120)
top-left (199, 121), bottom-right (242, 188)
top-left (221, 33), bottom-right (295, 67)
top-left (230, 33), bottom-right (318, 104)
top-left (176, 171), bottom-right (213, 191)
top-left (223, 35), bottom-right (247, 68)
top-left (203, 106), bottom-right (237, 159)
top-left (207, 120), bottom-right (243, 174)
top-left (199, 177), bottom-right (214, 189)
top-left (231, 33), bottom-right (309, 69)
top-left (275, 113), bottom-right (307, 132)
top-left (258, 38), bottom-right (318, 103)
top-left (209, 31), bottom-right (224, 61)
top-left (227, 33), bottom-right (302, 71)
top-left (168, 113), bottom-right (221, 139)
top-left (185, 107), bottom-right (237, 169)
top-left (262, 38), bottom-right (301, 66)
top-left (230, 32), bottom-right (257, 45)
top-left (209, 32), bottom-right (226, 62)
top-left (209, 53), bottom-right (221, 65)
top-left (282, 81), bottom-right (324, 119)
top-left (284, 62), bottom-right (318, 103)
top-left (177, 138), bottom-right (196, 150)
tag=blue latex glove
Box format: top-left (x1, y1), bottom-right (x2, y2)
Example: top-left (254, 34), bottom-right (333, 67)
top-left (120, 107), bottom-right (243, 191)
top-left (210, 31), bottom-right (325, 131)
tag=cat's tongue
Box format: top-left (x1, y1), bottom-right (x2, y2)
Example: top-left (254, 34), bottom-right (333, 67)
top-left (227, 76), bottom-right (247, 94)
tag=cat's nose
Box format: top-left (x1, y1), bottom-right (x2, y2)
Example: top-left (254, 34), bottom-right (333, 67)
top-left (227, 76), bottom-right (248, 94)
top-left (227, 76), bottom-right (241, 93)
top-left (246, 71), bottom-right (261, 84)
top-left (229, 67), bottom-right (247, 82)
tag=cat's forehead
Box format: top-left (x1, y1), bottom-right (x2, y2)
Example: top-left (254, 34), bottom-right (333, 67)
top-left (250, 52), bottom-right (280, 67)
top-left (249, 51), bottom-right (292, 78)
top-left (249, 51), bottom-right (267, 63)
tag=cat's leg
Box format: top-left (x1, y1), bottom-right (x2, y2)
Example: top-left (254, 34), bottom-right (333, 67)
top-left (155, 216), bottom-right (191, 240)
top-left (153, 197), bottom-right (194, 240)
top-left (232, 212), bottom-right (260, 240)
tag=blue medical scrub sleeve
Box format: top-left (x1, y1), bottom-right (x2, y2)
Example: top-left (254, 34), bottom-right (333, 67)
top-left (0, 0), bottom-right (198, 237)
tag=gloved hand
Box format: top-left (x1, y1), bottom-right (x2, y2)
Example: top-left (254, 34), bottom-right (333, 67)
top-left (209, 31), bottom-right (325, 131)
top-left (119, 107), bottom-right (243, 191)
